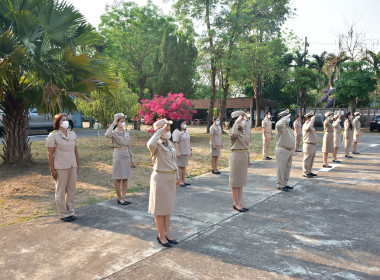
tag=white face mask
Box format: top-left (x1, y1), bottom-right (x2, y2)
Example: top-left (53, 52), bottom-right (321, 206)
top-left (267, 115), bottom-right (271, 119)
top-left (163, 131), bottom-right (171, 140)
top-left (357, 116), bottom-right (360, 119)
top-left (216, 120), bottom-right (220, 125)
top-left (120, 122), bottom-right (126, 127)
top-left (60, 120), bottom-right (69, 129)
top-left (182, 124), bottom-right (187, 130)
top-left (240, 120), bottom-right (246, 127)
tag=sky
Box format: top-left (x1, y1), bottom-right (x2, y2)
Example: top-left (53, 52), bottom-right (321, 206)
top-left (65, 0), bottom-right (380, 55)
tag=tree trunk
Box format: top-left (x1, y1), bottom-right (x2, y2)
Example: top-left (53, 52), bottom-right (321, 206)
top-left (205, 0), bottom-right (216, 134)
top-left (220, 81), bottom-right (229, 133)
top-left (350, 97), bottom-right (357, 113)
top-left (0, 91), bottom-right (32, 164)
top-left (254, 75), bottom-right (263, 127)
top-left (298, 88), bottom-right (307, 122)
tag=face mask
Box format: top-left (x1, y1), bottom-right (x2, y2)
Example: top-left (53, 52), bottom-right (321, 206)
top-left (216, 120), bottom-right (220, 125)
top-left (60, 120), bottom-right (69, 129)
top-left (240, 120), bottom-right (246, 127)
top-left (350, 116), bottom-right (353, 120)
top-left (163, 131), bottom-right (171, 140)
top-left (182, 124), bottom-right (187, 130)
top-left (357, 116), bottom-right (360, 119)
top-left (267, 115), bottom-right (271, 119)
top-left (287, 118), bottom-right (291, 123)
top-left (120, 122), bottom-right (126, 127)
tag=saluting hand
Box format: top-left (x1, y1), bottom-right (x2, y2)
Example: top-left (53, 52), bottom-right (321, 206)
top-left (237, 115), bottom-right (243, 123)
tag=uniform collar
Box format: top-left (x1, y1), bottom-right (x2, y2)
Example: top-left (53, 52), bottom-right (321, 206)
top-left (58, 129), bottom-right (70, 139)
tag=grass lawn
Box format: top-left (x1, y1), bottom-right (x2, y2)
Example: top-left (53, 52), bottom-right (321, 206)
top-left (0, 125), bottom-right (276, 226)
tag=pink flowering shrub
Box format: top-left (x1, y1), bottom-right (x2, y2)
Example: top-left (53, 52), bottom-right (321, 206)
top-left (139, 93), bottom-right (197, 133)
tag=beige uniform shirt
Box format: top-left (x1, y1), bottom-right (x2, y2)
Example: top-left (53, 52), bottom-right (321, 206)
top-left (323, 119), bottom-right (333, 133)
top-left (353, 118), bottom-right (361, 135)
top-left (344, 119), bottom-right (354, 135)
top-left (262, 118), bottom-right (272, 134)
top-left (333, 120), bottom-right (342, 133)
top-left (147, 128), bottom-right (179, 179)
top-left (302, 118), bottom-right (317, 144)
top-left (105, 125), bottom-right (133, 161)
top-left (229, 121), bottom-right (250, 150)
top-left (276, 118), bottom-right (295, 150)
top-left (210, 124), bottom-right (222, 146)
top-left (293, 120), bottom-right (302, 136)
top-left (46, 130), bottom-right (77, 169)
top-left (172, 129), bottom-right (191, 155)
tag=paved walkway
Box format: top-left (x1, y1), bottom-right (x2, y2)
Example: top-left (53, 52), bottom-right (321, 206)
top-left (1, 135), bottom-right (380, 280)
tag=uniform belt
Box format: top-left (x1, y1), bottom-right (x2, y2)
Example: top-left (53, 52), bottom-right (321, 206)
top-left (305, 142), bottom-right (316, 145)
top-left (231, 149), bottom-right (248, 152)
top-left (277, 146), bottom-right (293, 151)
top-left (154, 170), bottom-right (177, 174)
top-left (115, 147), bottom-right (128, 150)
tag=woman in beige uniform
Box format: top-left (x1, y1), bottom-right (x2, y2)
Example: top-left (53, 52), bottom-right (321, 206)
top-left (46, 114), bottom-right (79, 222)
top-left (210, 116), bottom-right (223, 174)
top-left (229, 111), bottom-right (250, 212)
top-left (352, 112), bottom-right (361, 154)
top-left (105, 113), bottom-right (135, 205)
top-left (147, 119), bottom-right (180, 247)
top-left (293, 115), bottom-right (302, 152)
top-left (332, 113), bottom-right (342, 163)
top-left (322, 111), bottom-right (334, 168)
top-left (172, 119), bottom-right (192, 186)
top-left (343, 112), bottom-right (354, 158)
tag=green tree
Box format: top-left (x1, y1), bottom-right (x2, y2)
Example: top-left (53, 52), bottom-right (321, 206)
top-left (0, 0), bottom-right (114, 164)
top-left (99, 1), bottom-right (167, 101)
top-left (364, 50), bottom-right (380, 112)
top-left (335, 61), bottom-right (376, 112)
top-left (174, 0), bottom-right (219, 132)
top-left (76, 89), bottom-right (140, 130)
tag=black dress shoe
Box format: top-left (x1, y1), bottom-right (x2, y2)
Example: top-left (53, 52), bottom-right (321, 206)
top-left (166, 237), bottom-right (179, 244)
top-left (309, 173), bottom-right (317, 176)
top-left (303, 174), bottom-right (313, 178)
top-left (214, 170), bottom-right (221, 174)
top-left (117, 199), bottom-right (130, 205)
top-left (345, 155), bottom-right (353, 158)
top-left (60, 216), bottom-right (73, 222)
top-left (266, 157), bottom-right (272, 160)
top-left (285, 185), bottom-right (293, 189)
top-left (332, 160), bottom-right (341, 163)
top-left (277, 186), bottom-right (289, 191)
top-left (179, 184), bottom-right (186, 187)
top-left (212, 170), bottom-right (217, 174)
top-left (184, 183), bottom-right (191, 185)
top-left (322, 165), bottom-right (332, 168)
top-left (69, 215), bottom-right (77, 221)
top-left (243, 207), bottom-right (249, 211)
top-left (353, 152), bottom-right (360, 154)
top-left (233, 205), bottom-right (246, 212)
top-left (157, 236), bottom-right (172, 247)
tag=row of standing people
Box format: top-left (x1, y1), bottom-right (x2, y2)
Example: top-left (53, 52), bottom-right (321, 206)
top-left (45, 110), bottom-right (361, 247)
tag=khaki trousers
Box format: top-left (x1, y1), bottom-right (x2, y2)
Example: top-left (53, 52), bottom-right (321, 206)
top-left (275, 148), bottom-right (293, 187)
top-left (302, 143), bottom-right (316, 175)
top-left (295, 134), bottom-right (301, 150)
top-left (262, 132), bottom-right (271, 157)
top-left (55, 167), bottom-right (77, 218)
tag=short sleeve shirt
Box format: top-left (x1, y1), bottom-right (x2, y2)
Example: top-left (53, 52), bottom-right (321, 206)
top-left (172, 129), bottom-right (191, 155)
top-left (209, 125), bottom-right (222, 146)
top-left (46, 130), bottom-right (77, 169)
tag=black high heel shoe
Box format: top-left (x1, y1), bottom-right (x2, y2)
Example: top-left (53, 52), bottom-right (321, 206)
top-left (157, 236), bottom-right (172, 247)
top-left (166, 237), bottom-right (179, 244)
top-left (233, 205), bottom-right (246, 212)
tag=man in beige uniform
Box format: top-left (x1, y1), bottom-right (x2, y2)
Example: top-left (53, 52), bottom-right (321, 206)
top-left (302, 111), bottom-right (318, 178)
top-left (262, 111), bottom-right (273, 160)
top-left (293, 115), bottom-right (302, 152)
top-left (352, 112), bottom-right (361, 154)
top-left (275, 109), bottom-right (295, 192)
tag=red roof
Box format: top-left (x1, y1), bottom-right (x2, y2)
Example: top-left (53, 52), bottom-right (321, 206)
top-left (191, 97), bottom-right (277, 109)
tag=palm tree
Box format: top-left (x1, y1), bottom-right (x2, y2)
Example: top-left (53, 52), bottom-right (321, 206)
top-left (0, 0), bottom-right (115, 164)
top-left (364, 50), bottom-right (380, 115)
top-left (310, 51), bottom-right (328, 110)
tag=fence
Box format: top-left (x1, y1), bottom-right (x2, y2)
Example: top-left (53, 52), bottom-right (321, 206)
top-left (312, 107), bottom-right (380, 126)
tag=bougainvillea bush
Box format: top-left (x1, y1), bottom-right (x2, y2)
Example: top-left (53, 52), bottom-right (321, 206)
top-left (138, 93), bottom-right (197, 133)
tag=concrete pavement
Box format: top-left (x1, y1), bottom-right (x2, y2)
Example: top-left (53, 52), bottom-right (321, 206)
top-left (1, 135), bottom-right (380, 279)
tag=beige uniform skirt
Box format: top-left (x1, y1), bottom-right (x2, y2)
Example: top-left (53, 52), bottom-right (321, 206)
top-left (177, 155), bottom-right (189, 167)
top-left (322, 132), bottom-right (334, 153)
top-left (334, 133), bottom-right (342, 148)
top-left (343, 132), bottom-right (353, 147)
top-left (112, 149), bottom-right (131, 180)
top-left (353, 133), bottom-right (360, 143)
top-left (148, 171), bottom-right (176, 215)
top-left (229, 151), bottom-right (249, 188)
top-left (210, 145), bottom-right (221, 157)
